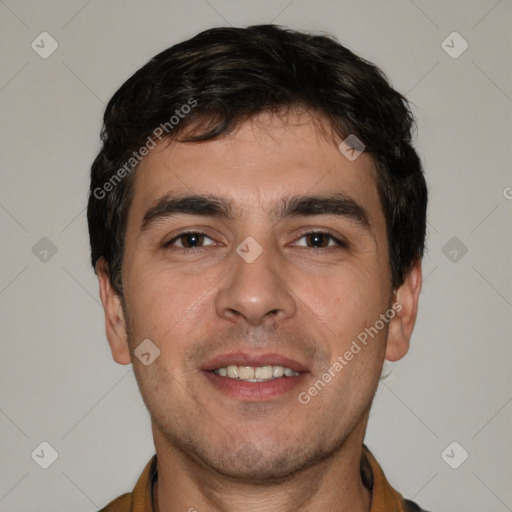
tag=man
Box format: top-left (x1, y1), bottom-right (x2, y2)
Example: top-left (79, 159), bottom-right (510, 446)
top-left (88, 25), bottom-right (429, 512)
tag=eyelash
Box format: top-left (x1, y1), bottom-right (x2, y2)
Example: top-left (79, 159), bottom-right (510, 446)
top-left (163, 230), bottom-right (347, 252)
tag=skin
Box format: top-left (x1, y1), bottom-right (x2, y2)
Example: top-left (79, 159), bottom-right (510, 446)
top-left (97, 110), bottom-right (422, 512)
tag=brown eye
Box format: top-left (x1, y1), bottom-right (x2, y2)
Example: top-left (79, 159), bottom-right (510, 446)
top-left (180, 233), bottom-right (205, 248)
top-left (166, 232), bottom-right (215, 249)
top-left (295, 231), bottom-right (345, 249)
top-left (305, 232), bottom-right (331, 248)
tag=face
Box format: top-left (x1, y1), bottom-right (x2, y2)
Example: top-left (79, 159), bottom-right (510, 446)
top-left (99, 110), bottom-right (420, 481)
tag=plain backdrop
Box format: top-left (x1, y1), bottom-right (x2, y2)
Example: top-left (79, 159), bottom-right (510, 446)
top-left (1, 1), bottom-right (511, 511)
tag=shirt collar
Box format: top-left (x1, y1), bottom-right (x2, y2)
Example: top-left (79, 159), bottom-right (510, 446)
top-left (361, 444), bottom-right (412, 512)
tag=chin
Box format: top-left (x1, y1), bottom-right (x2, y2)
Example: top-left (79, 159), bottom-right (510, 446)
top-left (171, 429), bottom-right (334, 484)
top-left (206, 446), bottom-right (316, 482)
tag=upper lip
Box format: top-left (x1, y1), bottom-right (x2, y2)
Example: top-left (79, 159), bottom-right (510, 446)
top-left (200, 352), bottom-right (310, 373)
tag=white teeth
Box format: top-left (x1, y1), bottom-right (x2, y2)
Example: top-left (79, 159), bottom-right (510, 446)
top-left (255, 365), bottom-right (273, 379)
top-left (227, 365), bottom-right (239, 378)
top-left (272, 366), bottom-right (284, 378)
top-left (238, 366), bottom-right (255, 380)
top-left (214, 364), bottom-right (300, 381)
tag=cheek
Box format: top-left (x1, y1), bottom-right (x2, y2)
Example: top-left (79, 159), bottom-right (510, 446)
top-left (295, 262), bottom-right (387, 342)
top-left (123, 263), bottom-right (217, 353)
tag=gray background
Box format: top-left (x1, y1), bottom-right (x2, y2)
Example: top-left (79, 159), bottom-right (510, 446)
top-left (1, 1), bottom-right (511, 511)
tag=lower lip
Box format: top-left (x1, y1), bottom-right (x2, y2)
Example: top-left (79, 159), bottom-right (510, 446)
top-left (202, 370), bottom-right (307, 401)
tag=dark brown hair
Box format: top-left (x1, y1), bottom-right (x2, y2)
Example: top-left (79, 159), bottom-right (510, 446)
top-left (87, 24), bottom-right (427, 295)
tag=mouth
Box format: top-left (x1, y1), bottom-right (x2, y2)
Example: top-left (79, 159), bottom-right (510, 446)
top-left (213, 364), bottom-right (300, 382)
top-left (200, 353), bottom-right (309, 401)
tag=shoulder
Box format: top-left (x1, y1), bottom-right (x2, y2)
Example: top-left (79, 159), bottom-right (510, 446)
top-left (96, 455), bottom-right (156, 511)
top-left (97, 492), bottom-right (132, 512)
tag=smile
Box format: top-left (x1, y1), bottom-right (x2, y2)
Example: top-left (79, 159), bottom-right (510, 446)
top-left (213, 364), bottom-right (300, 382)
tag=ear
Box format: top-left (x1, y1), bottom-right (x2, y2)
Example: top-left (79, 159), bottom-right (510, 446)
top-left (96, 257), bottom-right (131, 365)
top-left (385, 260), bottom-right (422, 362)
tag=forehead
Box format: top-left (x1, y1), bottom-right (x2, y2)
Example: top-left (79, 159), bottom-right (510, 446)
top-left (128, 110), bottom-right (383, 225)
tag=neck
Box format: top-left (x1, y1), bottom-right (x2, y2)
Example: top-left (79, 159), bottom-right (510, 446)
top-left (152, 419), bottom-right (372, 512)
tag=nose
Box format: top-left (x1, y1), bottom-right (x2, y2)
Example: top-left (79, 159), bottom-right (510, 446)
top-left (215, 241), bottom-right (297, 326)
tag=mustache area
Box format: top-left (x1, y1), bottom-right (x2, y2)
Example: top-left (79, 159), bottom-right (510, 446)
top-left (183, 324), bottom-right (330, 375)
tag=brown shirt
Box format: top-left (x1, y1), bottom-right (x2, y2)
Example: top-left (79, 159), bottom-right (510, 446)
top-left (99, 444), bottom-right (429, 512)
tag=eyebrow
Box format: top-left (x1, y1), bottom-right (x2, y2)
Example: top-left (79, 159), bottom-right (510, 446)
top-left (278, 194), bottom-right (371, 229)
top-left (141, 195), bottom-right (236, 232)
top-left (140, 193), bottom-right (371, 232)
